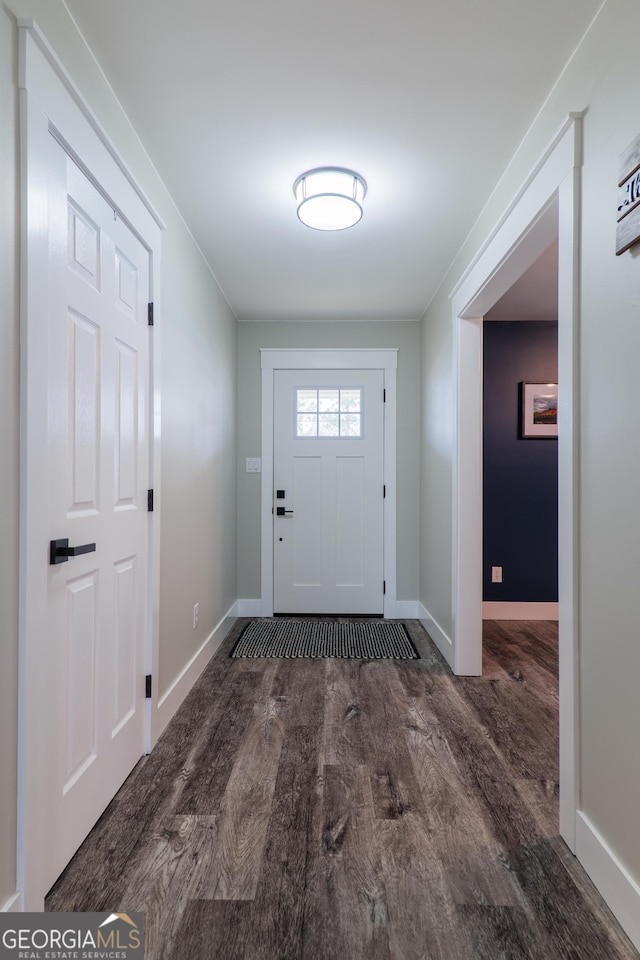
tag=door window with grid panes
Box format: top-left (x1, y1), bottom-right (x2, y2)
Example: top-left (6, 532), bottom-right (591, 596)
top-left (295, 387), bottom-right (362, 438)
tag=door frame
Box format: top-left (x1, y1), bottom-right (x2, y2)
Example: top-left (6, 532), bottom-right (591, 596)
top-left (18, 21), bottom-right (164, 908)
top-left (260, 348), bottom-right (398, 617)
top-left (450, 114), bottom-right (582, 850)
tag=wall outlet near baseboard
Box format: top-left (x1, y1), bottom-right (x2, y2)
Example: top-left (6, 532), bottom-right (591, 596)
top-left (193, 603), bottom-right (199, 629)
top-left (491, 566), bottom-right (503, 583)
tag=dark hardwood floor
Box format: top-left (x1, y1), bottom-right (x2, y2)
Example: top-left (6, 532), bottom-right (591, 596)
top-left (46, 619), bottom-right (639, 960)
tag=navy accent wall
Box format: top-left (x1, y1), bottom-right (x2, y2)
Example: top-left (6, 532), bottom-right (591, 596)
top-left (483, 320), bottom-right (558, 602)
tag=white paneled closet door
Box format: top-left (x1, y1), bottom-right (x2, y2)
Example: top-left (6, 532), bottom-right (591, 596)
top-left (44, 145), bottom-right (150, 891)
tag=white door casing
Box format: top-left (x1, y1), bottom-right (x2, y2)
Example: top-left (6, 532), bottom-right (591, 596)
top-left (19, 22), bottom-right (164, 908)
top-left (450, 114), bottom-right (582, 850)
top-left (261, 349), bottom-right (398, 618)
top-left (273, 369), bottom-right (384, 615)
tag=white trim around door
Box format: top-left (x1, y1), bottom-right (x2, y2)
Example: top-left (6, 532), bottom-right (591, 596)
top-left (260, 349), bottom-right (398, 618)
top-left (449, 114), bottom-right (582, 852)
top-left (18, 21), bottom-right (163, 908)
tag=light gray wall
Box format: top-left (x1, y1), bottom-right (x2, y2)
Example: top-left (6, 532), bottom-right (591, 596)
top-left (237, 322), bottom-right (421, 602)
top-left (420, 0), bottom-right (640, 888)
top-left (420, 306), bottom-right (453, 636)
top-left (158, 231), bottom-right (237, 693)
top-left (0, 0), bottom-right (237, 906)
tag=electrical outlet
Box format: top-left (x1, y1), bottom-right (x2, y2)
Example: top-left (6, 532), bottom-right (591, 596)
top-left (491, 566), bottom-right (503, 583)
top-left (193, 603), bottom-right (199, 629)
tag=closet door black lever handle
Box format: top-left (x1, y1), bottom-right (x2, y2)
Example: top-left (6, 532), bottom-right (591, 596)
top-left (50, 538), bottom-right (96, 565)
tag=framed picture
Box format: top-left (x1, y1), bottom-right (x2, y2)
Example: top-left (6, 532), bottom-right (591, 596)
top-left (521, 382), bottom-right (558, 438)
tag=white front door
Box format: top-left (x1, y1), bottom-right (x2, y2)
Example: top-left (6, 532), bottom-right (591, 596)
top-left (43, 145), bottom-right (150, 891)
top-left (273, 369), bottom-right (384, 614)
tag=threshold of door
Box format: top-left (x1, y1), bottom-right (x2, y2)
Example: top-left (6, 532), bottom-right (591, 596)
top-left (273, 612), bottom-right (385, 618)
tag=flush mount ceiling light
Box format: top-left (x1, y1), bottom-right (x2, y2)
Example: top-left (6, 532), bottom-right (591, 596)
top-left (293, 167), bottom-right (367, 231)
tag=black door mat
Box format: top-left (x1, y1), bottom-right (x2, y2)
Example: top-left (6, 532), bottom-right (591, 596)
top-left (230, 619), bottom-right (419, 660)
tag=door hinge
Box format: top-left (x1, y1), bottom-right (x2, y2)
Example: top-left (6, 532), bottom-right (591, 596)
top-left (147, 489), bottom-right (154, 512)
top-left (383, 388), bottom-right (386, 402)
top-left (383, 580), bottom-right (386, 594)
top-left (383, 484), bottom-right (386, 498)
top-left (148, 302), bottom-right (154, 326)
top-left (145, 674), bottom-right (152, 699)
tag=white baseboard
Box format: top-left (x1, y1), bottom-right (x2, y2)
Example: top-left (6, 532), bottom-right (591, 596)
top-left (232, 599), bottom-right (421, 619)
top-left (232, 599), bottom-right (264, 617)
top-left (576, 811), bottom-right (640, 952)
top-left (391, 600), bottom-right (419, 619)
top-left (482, 601), bottom-right (559, 620)
top-left (418, 603), bottom-right (454, 670)
top-left (1, 890), bottom-right (23, 912)
top-left (152, 605), bottom-right (237, 743)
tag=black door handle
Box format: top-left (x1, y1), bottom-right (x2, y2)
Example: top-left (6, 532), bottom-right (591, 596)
top-left (276, 507), bottom-right (294, 517)
top-left (50, 538), bottom-right (96, 565)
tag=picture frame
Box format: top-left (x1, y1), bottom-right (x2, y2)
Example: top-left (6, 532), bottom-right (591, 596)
top-left (520, 382), bottom-right (558, 438)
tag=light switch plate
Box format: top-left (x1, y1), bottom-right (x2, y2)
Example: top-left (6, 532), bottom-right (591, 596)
top-left (246, 458), bottom-right (261, 473)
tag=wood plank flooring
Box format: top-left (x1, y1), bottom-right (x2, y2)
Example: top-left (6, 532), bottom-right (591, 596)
top-left (46, 619), bottom-right (639, 960)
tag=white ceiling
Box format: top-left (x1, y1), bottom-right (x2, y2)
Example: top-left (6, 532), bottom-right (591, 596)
top-left (63, 0), bottom-right (600, 322)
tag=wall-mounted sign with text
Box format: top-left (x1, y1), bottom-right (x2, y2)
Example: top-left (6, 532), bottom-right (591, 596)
top-left (617, 133), bottom-right (640, 255)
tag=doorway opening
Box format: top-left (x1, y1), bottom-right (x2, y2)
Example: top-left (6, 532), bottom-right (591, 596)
top-left (482, 239), bottom-right (559, 621)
